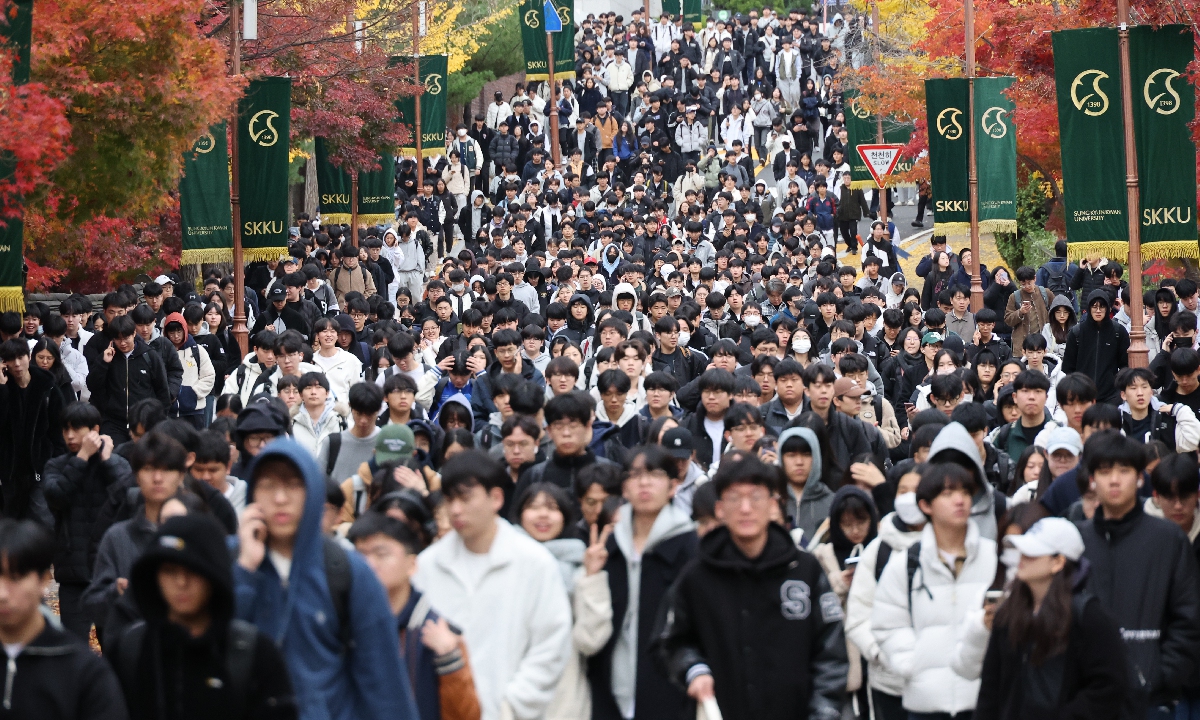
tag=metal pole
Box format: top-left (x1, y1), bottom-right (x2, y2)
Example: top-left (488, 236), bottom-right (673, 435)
top-left (413, 2), bottom-right (423, 190)
top-left (230, 0), bottom-right (248, 358)
top-left (872, 2), bottom-right (888, 239)
top-left (546, 33), bottom-right (561, 168)
top-left (348, 5), bottom-right (360, 247)
top-left (965, 0), bottom-right (983, 311)
top-left (1118, 0), bottom-right (1148, 367)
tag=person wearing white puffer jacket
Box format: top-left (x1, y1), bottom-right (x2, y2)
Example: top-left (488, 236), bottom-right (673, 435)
top-left (845, 465), bottom-right (925, 720)
top-left (310, 316), bottom-right (364, 403)
top-left (871, 458), bottom-right (997, 720)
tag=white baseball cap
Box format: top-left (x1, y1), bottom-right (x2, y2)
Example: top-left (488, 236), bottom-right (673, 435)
top-left (1005, 517), bottom-right (1085, 561)
top-left (1044, 426), bottom-right (1083, 457)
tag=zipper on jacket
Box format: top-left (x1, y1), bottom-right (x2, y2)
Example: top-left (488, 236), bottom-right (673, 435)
top-left (3, 656), bottom-right (15, 709)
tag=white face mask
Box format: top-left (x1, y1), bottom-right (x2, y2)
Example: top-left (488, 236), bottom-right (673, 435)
top-left (678, 331), bottom-right (691, 347)
top-left (793, 337), bottom-right (811, 354)
top-left (1000, 547), bottom-right (1022, 570)
top-left (744, 314), bottom-right (762, 327)
top-left (458, 129), bottom-right (467, 137)
top-left (894, 493), bottom-right (926, 526)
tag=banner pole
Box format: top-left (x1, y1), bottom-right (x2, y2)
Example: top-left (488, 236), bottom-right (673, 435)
top-left (965, 0), bottom-right (982, 311)
top-left (1118, 0), bottom-right (1148, 367)
top-left (413, 2), bottom-right (423, 189)
top-left (872, 1), bottom-right (888, 234)
top-left (348, 5), bottom-right (360, 248)
top-left (547, 32), bottom-right (561, 168)
top-left (230, 0), bottom-right (248, 358)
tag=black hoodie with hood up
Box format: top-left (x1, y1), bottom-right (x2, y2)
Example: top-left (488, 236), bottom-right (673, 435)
top-left (1062, 289), bottom-right (1130, 403)
top-left (110, 514), bottom-right (296, 720)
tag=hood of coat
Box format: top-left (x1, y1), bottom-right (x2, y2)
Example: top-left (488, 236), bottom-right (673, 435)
top-left (611, 282), bottom-right (639, 311)
top-left (876, 511), bottom-right (923, 549)
top-left (243, 437), bottom-right (335, 643)
top-left (612, 501), bottom-right (694, 559)
top-left (162, 311), bottom-right (190, 349)
top-left (131, 514), bottom-right (234, 628)
top-left (433, 391), bottom-right (474, 433)
top-left (1084, 288), bottom-right (1114, 328)
top-left (698, 522), bottom-right (800, 574)
top-left (569, 292), bottom-right (596, 328)
top-left (827, 485), bottom-right (878, 568)
top-left (469, 189), bottom-right (486, 208)
top-left (1048, 293), bottom-right (1076, 323)
top-left (926, 421), bottom-right (999, 539)
top-left (776, 426), bottom-right (824, 489)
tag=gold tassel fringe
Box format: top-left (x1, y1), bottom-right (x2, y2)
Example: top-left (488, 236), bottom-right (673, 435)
top-left (1067, 241), bottom-right (1130, 264)
top-left (0, 287), bottom-right (23, 312)
top-left (979, 219), bottom-right (1018, 235)
top-left (850, 179), bottom-right (876, 190)
top-left (180, 247), bottom-right (234, 266)
top-left (399, 148), bottom-right (450, 159)
top-left (934, 221), bottom-right (972, 237)
top-left (242, 246), bottom-right (291, 263)
top-left (524, 71), bottom-right (577, 82)
top-left (321, 213), bottom-right (352, 225)
top-left (1140, 241), bottom-right (1200, 261)
top-left (358, 213), bottom-right (397, 225)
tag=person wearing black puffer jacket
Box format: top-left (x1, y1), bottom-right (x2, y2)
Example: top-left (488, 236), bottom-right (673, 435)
top-left (43, 402), bottom-right (135, 642)
top-left (0, 338), bottom-right (67, 527)
top-left (1062, 290), bottom-right (1130, 404)
top-left (1076, 430), bottom-right (1200, 720)
top-left (653, 454), bottom-right (847, 720)
top-left (85, 315), bottom-right (171, 444)
top-left (110, 513), bottom-right (297, 720)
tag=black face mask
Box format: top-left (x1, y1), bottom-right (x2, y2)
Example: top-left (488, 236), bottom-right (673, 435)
top-left (401, 318), bottom-right (414, 328)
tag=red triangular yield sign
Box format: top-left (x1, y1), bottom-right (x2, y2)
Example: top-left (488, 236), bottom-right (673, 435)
top-left (856, 144), bottom-right (905, 188)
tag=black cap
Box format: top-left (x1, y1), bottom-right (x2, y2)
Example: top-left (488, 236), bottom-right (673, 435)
top-left (662, 427), bottom-right (694, 459)
top-left (268, 285), bottom-right (286, 301)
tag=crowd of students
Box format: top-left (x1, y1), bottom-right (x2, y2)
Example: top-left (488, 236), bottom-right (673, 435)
top-left (6, 7), bottom-right (1200, 720)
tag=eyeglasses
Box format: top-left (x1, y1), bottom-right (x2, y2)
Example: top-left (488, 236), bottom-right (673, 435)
top-left (720, 490), bottom-right (773, 508)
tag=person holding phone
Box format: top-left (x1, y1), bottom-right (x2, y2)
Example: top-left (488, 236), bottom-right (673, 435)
top-left (973, 518), bottom-right (1126, 720)
top-left (1003, 266), bottom-right (1051, 354)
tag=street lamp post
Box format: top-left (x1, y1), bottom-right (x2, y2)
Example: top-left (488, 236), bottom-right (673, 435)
top-left (230, 0), bottom-right (248, 357)
top-left (1117, 0), bottom-right (1148, 367)
top-left (965, 0), bottom-right (983, 311)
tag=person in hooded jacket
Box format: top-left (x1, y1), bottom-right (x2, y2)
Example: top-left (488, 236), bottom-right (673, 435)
top-left (845, 465), bottom-right (926, 720)
top-left (775, 426), bottom-right (835, 545)
top-left (233, 438), bottom-right (421, 720)
top-left (110, 514), bottom-right (296, 720)
top-left (871, 459), bottom-right (998, 720)
top-left (558, 294), bottom-right (596, 347)
top-left (808, 486), bottom-right (879, 709)
top-left (973, 517), bottom-right (1126, 720)
top-left (0, 338), bottom-right (67, 527)
top-left (589, 445), bottom-right (698, 720)
top-left (0, 518), bottom-right (128, 720)
top-left (652, 452), bottom-right (848, 720)
top-left (1062, 290), bottom-right (1130, 404)
top-left (924, 421), bottom-right (1006, 541)
top-left (162, 313), bottom-right (216, 429)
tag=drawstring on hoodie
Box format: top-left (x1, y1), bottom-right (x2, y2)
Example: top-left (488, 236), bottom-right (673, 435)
top-left (3, 656), bottom-right (15, 709)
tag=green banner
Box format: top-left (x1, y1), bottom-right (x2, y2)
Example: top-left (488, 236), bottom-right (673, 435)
top-left (519, 0), bottom-right (575, 81)
top-left (315, 137), bottom-right (352, 224)
top-left (925, 78), bottom-right (970, 235)
top-left (883, 119), bottom-right (915, 184)
top-left (974, 77), bottom-right (1018, 234)
top-left (179, 123), bottom-right (233, 265)
top-left (1053, 28), bottom-right (1127, 248)
top-left (1130, 24), bottom-right (1197, 244)
top-left (238, 77), bottom-right (292, 262)
top-left (358, 154), bottom-right (396, 225)
top-left (661, 0), bottom-right (703, 25)
top-left (0, 0), bottom-right (33, 310)
top-left (394, 55), bottom-right (448, 158)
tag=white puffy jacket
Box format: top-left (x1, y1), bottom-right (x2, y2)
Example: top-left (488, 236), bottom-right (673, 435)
top-left (311, 348), bottom-right (363, 404)
top-left (845, 513), bottom-right (922, 697)
top-left (871, 520), bottom-right (995, 715)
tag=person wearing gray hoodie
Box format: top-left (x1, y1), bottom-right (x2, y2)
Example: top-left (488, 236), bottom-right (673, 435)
top-left (924, 421), bottom-right (1006, 540)
top-left (777, 426), bottom-right (835, 545)
top-left (588, 445), bottom-right (698, 720)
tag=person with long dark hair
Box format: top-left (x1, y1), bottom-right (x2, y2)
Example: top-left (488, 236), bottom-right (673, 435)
top-left (974, 517), bottom-right (1126, 720)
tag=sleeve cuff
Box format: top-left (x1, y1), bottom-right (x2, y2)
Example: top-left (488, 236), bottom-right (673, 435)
top-left (686, 664), bottom-right (712, 684)
top-left (433, 646), bottom-right (466, 675)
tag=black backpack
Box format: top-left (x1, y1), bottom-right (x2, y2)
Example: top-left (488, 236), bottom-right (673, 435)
top-left (873, 541), bottom-right (926, 614)
top-left (1042, 261), bottom-right (1071, 298)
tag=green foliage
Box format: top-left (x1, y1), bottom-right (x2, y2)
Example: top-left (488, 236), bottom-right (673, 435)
top-left (465, 11), bottom-right (523, 80)
top-left (714, 0), bottom-right (811, 15)
top-left (449, 69), bottom-right (497, 109)
top-left (994, 170), bottom-right (1053, 270)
